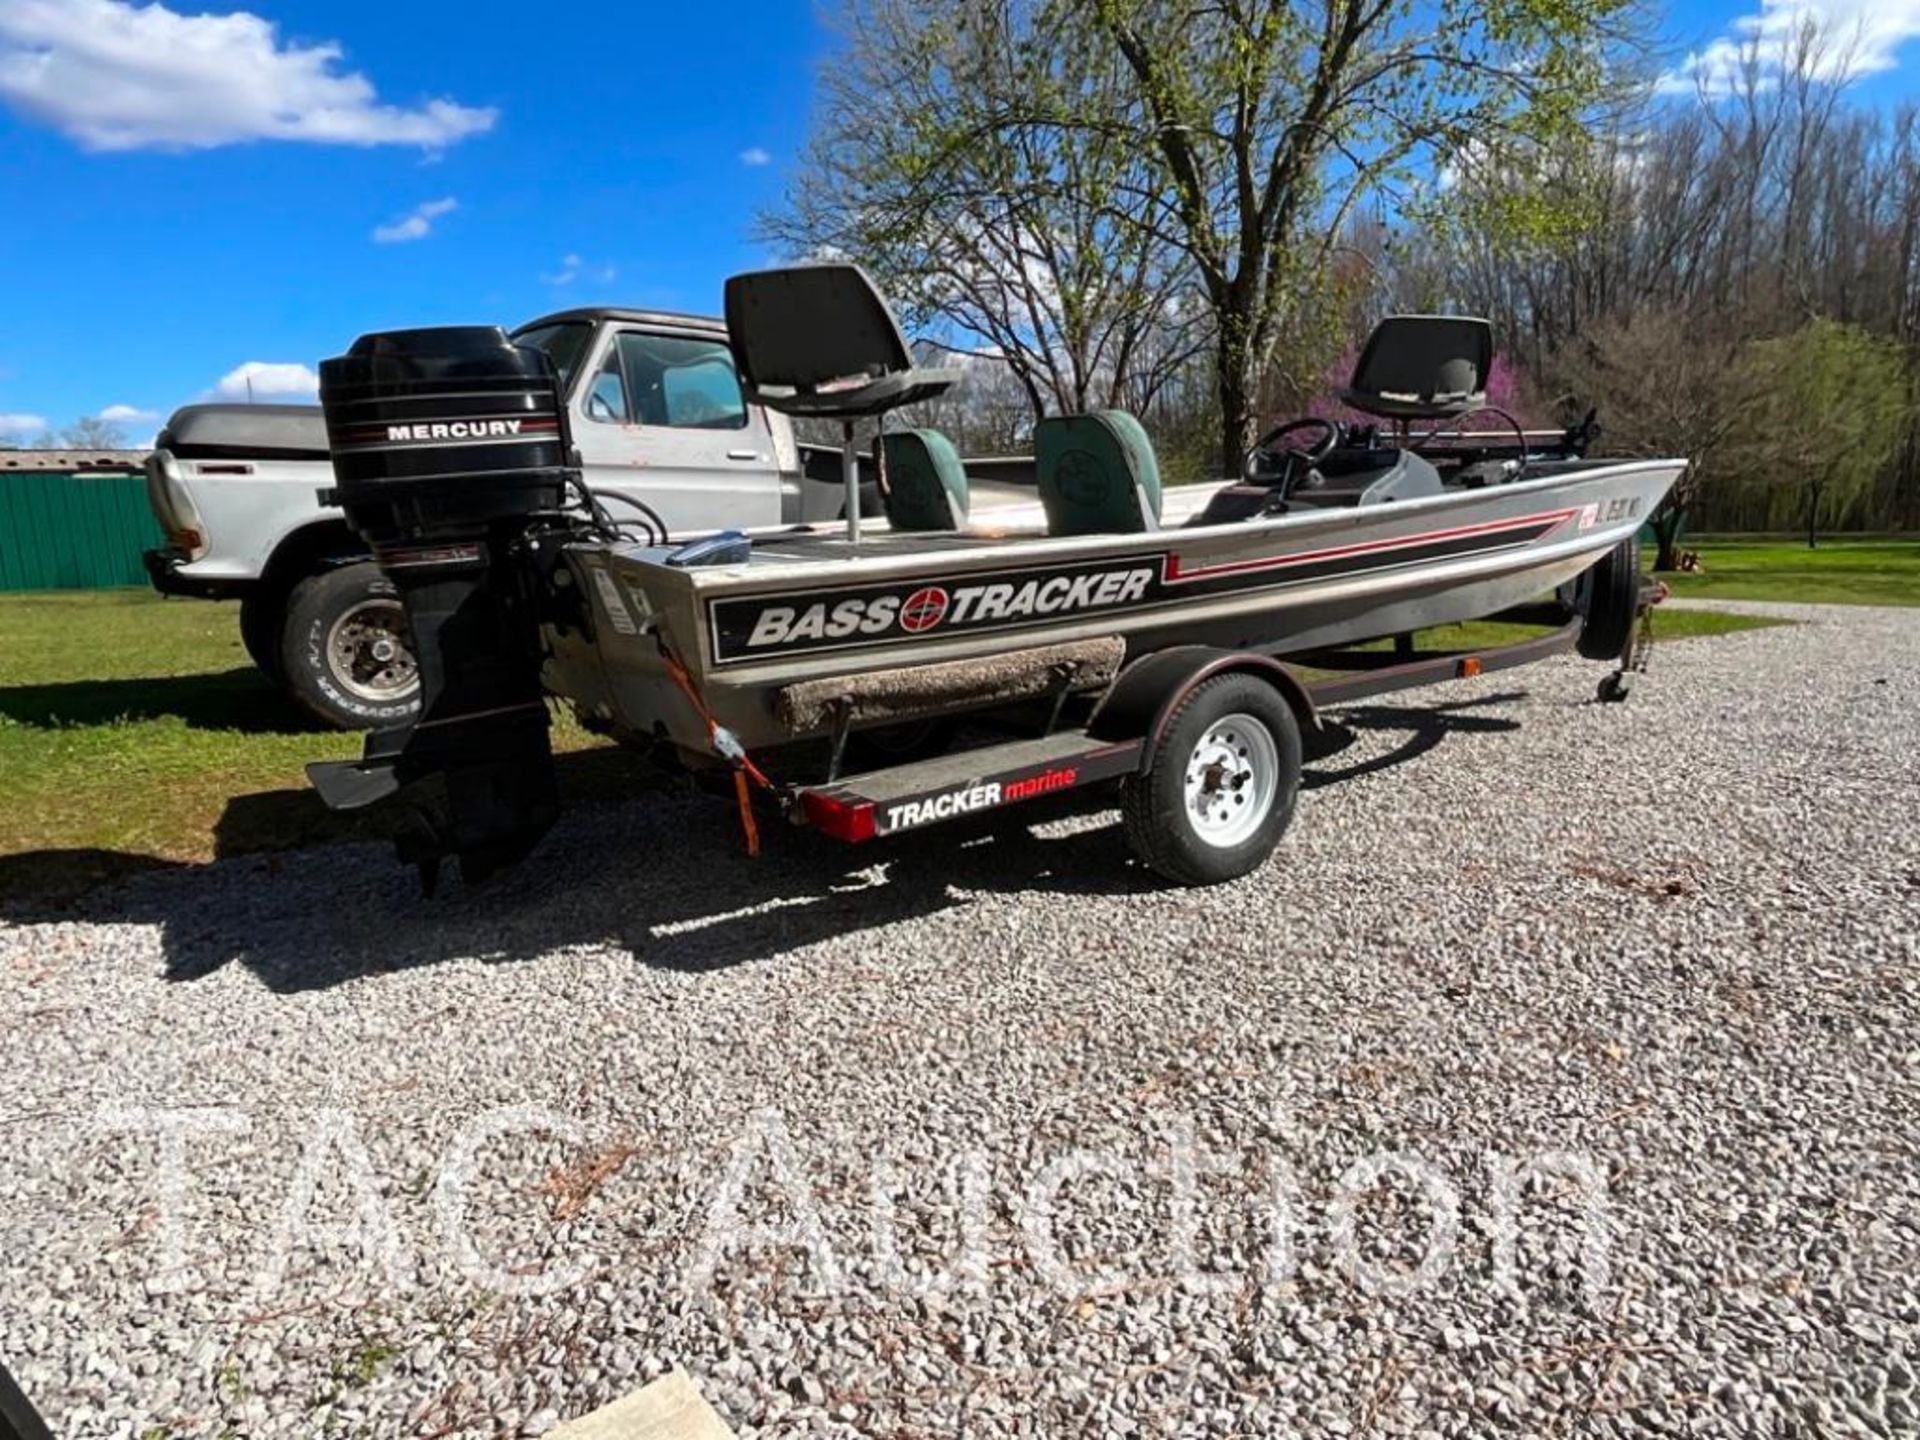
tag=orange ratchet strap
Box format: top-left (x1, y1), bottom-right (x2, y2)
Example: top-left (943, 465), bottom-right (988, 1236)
top-left (656, 639), bottom-right (773, 855)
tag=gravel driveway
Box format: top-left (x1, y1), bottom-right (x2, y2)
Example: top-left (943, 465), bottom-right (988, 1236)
top-left (3, 602), bottom-right (1916, 1439)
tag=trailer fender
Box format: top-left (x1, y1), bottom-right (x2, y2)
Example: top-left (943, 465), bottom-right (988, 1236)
top-left (1088, 646), bottom-right (1319, 770)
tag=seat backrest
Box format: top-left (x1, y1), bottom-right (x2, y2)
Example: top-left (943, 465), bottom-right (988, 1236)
top-left (726, 264), bottom-right (911, 394)
top-left (1340, 315), bottom-right (1494, 420)
top-left (1035, 411), bottom-right (1163, 536)
top-left (880, 428), bottom-right (969, 531)
top-left (723, 263), bottom-right (955, 419)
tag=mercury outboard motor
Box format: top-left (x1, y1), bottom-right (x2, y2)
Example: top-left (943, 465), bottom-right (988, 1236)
top-left (307, 326), bottom-right (570, 888)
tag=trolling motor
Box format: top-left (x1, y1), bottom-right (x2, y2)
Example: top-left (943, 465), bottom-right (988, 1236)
top-left (306, 326), bottom-right (571, 888)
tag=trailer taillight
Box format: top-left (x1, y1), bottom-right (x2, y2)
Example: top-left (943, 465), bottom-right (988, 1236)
top-left (800, 791), bottom-right (877, 842)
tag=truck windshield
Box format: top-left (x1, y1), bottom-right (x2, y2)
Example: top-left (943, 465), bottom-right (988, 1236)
top-left (510, 322), bottom-right (593, 392)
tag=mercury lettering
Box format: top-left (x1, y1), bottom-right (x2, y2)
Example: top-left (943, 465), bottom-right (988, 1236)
top-left (385, 419), bottom-right (527, 442)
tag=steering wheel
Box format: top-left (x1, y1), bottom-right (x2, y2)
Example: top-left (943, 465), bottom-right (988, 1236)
top-left (1246, 416), bottom-right (1342, 485)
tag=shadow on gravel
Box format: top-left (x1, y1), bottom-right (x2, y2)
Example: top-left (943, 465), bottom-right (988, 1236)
top-left (0, 798), bottom-right (1146, 991)
top-left (0, 694), bottom-right (1523, 990)
top-left (1304, 692), bottom-right (1523, 789)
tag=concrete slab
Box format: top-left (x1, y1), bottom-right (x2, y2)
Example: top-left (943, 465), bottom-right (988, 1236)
top-left (548, 1368), bottom-right (738, 1440)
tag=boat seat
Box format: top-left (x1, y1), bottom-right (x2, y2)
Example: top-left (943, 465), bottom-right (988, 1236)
top-left (724, 264), bottom-right (957, 419)
top-left (879, 428), bottom-right (968, 530)
top-left (1339, 315), bottom-right (1494, 421)
top-left (1036, 411), bottom-right (1163, 536)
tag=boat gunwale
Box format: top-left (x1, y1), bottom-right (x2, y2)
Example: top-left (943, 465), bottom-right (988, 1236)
top-left (601, 456), bottom-right (1685, 597)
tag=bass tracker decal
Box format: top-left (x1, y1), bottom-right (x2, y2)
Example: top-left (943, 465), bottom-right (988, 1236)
top-left (708, 508), bottom-right (1575, 664)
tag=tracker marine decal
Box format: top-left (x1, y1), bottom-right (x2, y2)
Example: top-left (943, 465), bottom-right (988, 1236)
top-left (707, 508), bottom-right (1575, 663)
top-left (876, 765), bottom-right (1087, 834)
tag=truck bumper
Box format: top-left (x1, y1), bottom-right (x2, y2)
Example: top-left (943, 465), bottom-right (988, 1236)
top-left (143, 547), bottom-right (249, 600)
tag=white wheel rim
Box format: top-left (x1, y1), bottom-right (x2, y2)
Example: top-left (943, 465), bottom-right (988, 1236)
top-left (326, 598), bottom-right (419, 704)
top-left (1183, 712), bottom-right (1279, 849)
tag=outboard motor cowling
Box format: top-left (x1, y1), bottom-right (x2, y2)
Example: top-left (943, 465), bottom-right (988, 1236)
top-left (310, 326), bottom-right (571, 887)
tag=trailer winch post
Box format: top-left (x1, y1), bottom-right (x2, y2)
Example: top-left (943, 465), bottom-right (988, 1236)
top-left (841, 419), bottom-right (861, 546)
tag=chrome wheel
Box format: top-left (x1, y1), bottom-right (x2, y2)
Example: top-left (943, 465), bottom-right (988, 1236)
top-left (1183, 711), bottom-right (1279, 849)
top-left (325, 598), bottom-right (418, 705)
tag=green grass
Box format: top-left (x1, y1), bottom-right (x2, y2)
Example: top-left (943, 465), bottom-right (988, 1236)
top-left (0, 589), bottom-right (631, 905)
top-left (1346, 607), bottom-right (1784, 654)
top-left (1650, 537), bottom-right (1920, 607)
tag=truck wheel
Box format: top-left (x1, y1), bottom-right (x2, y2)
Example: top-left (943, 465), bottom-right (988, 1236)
top-left (1121, 673), bottom-right (1302, 886)
top-left (238, 593), bottom-right (285, 683)
top-left (282, 563), bottom-right (421, 730)
top-left (1577, 536), bottom-right (1640, 661)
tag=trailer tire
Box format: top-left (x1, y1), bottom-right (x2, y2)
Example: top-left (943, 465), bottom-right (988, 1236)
top-left (1122, 673), bottom-right (1301, 886)
top-left (238, 592), bottom-right (285, 683)
top-left (282, 563), bottom-right (422, 730)
top-left (1577, 536), bottom-right (1640, 661)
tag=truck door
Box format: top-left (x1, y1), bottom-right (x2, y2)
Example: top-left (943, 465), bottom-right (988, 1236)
top-left (572, 326), bottom-right (782, 534)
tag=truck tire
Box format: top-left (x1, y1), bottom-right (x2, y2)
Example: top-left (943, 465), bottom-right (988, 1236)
top-left (281, 563), bottom-right (421, 730)
top-left (1121, 673), bottom-right (1302, 886)
top-left (238, 592), bottom-right (285, 683)
top-left (1576, 536), bottom-right (1641, 662)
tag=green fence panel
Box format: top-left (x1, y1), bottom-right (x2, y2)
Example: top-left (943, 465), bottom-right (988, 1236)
top-left (0, 470), bottom-right (165, 591)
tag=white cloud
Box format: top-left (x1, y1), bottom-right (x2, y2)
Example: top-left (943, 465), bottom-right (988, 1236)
top-left (98, 403), bottom-right (158, 423)
top-left (211, 361), bottom-right (320, 400)
top-left (0, 0), bottom-right (498, 151)
top-left (1660, 0), bottom-right (1920, 95)
top-left (0, 411), bottom-right (47, 435)
top-left (739, 146), bottom-right (772, 167)
top-left (541, 254), bottom-right (617, 286)
top-left (372, 195), bottom-right (458, 244)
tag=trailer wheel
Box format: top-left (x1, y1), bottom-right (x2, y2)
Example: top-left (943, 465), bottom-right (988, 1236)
top-left (1577, 536), bottom-right (1641, 661)
top-left (1122, 673), bottom-right (1301, 886)
top-left (238, 592), bottom-right (285, 683)
top-left (282, 563), bottom-right (422, 730)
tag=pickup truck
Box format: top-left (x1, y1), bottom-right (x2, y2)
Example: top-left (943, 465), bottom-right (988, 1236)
top-left (146, 306), bottom-right (909, 728)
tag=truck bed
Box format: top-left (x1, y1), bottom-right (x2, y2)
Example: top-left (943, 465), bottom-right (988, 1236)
top-left (158, 404), bottom-right (328, 461)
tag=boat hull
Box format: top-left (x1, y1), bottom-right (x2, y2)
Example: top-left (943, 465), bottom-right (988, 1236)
top-left (548, 458), bottom-right (1682, 752)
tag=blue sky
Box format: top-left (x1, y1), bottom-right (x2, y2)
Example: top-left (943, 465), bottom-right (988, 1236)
top-left (1, 0), bottom-right (1916, 444)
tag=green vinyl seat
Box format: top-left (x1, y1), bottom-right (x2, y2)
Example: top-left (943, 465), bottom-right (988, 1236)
top-left (1035, 410), bottom-right (1163, 535)
top-left (879, 427), bottom-right (969, 531)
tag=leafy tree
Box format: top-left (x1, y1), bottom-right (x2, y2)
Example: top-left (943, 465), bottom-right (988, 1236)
top-left (765, 1), bottom-right (1206, 422)
top-left (1085, 0), bottom-right (1639, 470)
top-left (774, 0), bottom-right (1636, 474)
top-left (1556, 310), bottom-right (1752, 569)
top-left (1730, 319), bottom-right (1910, 547)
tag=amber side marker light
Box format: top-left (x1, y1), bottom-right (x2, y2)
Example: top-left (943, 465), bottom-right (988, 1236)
top-left (1457, 656), bottom-right (1484, 678)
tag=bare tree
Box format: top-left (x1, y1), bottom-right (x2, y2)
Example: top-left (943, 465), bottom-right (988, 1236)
top-left (1423, 20), bottom-right (1920, 539)
top-left (56, 415), bottom-right (130, 450)
top-left (1557, 312), bottom-right (1752, 567)
top-left (764, 0), bottom-right (1207, 424)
